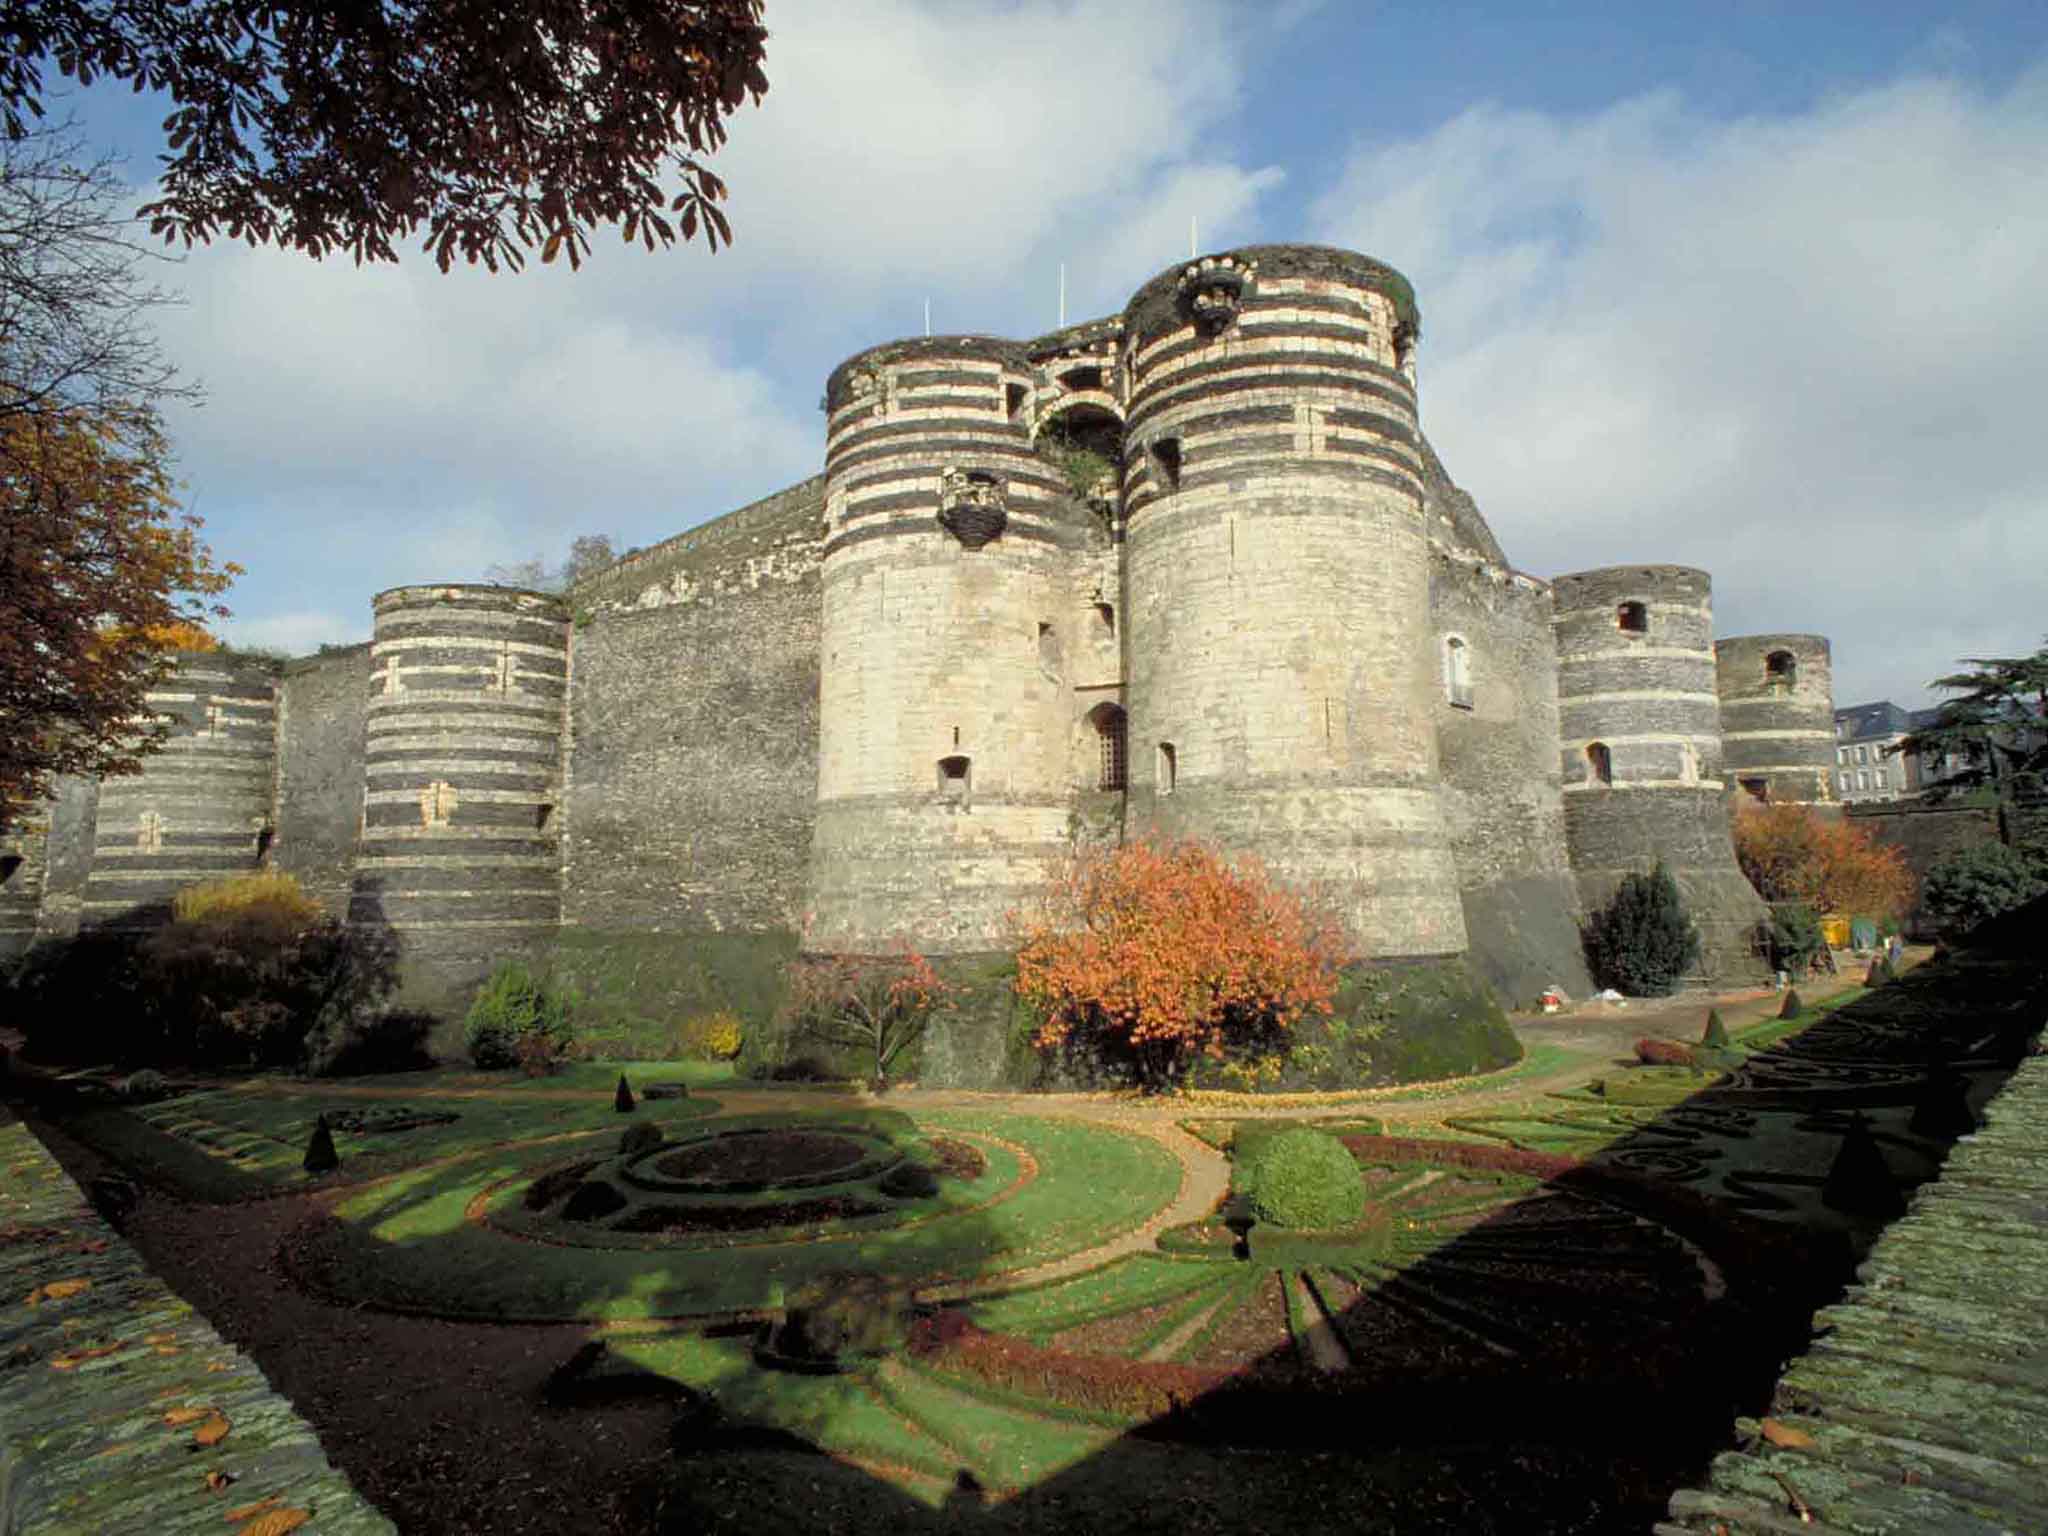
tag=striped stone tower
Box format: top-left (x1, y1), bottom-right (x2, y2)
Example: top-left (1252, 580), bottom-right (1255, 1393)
top-left (1714, 634), bottom-right (1837, 807)
top-left (808, 336), bottom-right (1095, 952)
top-left (351, 586), bottom-right (570, 999)
top-left (0, 818), bottom-right (45, 958)
top-left (83, 652), bottom-right (279, 927)
top-left (1118, 244), bottom-right (1467, 958)
top-left (1552, 565), bottom-right (1768, 982)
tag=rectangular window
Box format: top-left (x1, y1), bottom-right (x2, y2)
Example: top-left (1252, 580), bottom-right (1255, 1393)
top-left (1156, 741), bottom-right (1177, 795)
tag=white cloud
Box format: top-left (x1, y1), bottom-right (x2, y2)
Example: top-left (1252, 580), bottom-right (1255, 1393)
top-left (1311, 68), bottom-right (2048, 707)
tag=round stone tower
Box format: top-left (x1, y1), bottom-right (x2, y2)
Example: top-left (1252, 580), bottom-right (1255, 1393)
top-left (1117, 244), bottom-right (1466, 958)
top-left (1552, 565), bottom-right (1768, 983)
top-left (808, 337), bottom-right (1095, 952)
top-left (351, 585), bottom-right (570, 1000)
top-left (1714, 634), bottom-right (1837, 806)
top-left (84, 651), bottom-right (279, 927)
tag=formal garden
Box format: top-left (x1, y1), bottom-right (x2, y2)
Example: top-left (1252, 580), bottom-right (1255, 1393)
top-left (5, 842), bottom-right (2047, 1533)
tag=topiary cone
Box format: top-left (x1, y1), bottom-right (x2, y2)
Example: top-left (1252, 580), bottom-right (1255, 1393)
top-left (1701, 1009), bottom-right (1730, 1048)
top-left (1866, 957), bottom-right (1894, 986)
top-left (1821, 1112), bottom-right (1905, 1220)
top-left (614, 1074), bottom-right (636, 1113)
top-left (303, 1112), bottom-right (339, 1175)
top-left (1778, 989), bottom-right (1804, 1020)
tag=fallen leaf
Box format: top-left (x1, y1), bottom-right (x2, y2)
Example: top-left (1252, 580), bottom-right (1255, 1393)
top-left (239, 1509), bottom-right (311, 1535)
top-left (205, 1470), bottom-right (237, 1493)
top-left (144, 1332), bottom-right (179, 1345)
top-left (1761, 1417), bottom-right (1817, 1450)
top-left (192, 1411), bottom-right (232, 1447)
top-left (26, 1277), bottom-right (91, 1305)
top-left (226, 1495), bottom-right (281, 1521)
top-left (48, 1355), bottom-right (80, 1371)
top-left (205, 1361), bottom-right (231, 1374)
top-left (163, 1406), bottom-right (211, 1427)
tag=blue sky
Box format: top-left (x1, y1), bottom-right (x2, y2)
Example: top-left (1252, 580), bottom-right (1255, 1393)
top-left (60, 0), bottom-right (2048, 708)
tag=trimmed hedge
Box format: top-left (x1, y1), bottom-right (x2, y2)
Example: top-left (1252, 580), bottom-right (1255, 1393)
top-left (1235, 1128), bottom-right (1364, 1229)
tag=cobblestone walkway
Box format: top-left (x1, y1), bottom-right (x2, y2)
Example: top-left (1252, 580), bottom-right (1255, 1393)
top-left (0, 1104), bottom-right (394, 1536)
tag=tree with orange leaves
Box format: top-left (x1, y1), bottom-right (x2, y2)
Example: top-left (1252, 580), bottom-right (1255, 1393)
top-left (1012, 839), bottom-right (1346, 1092)
top-left (0, 401), bottom-right (236, 828)
top-left (1732, 802), bottom-right (1915, 921)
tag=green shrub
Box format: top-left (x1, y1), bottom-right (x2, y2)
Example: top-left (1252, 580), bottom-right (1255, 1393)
top-left (464, 961), bottom-right (575, 1071)
top-left (1923, 842), bottom-right (2047, 934)
top-left (878, 1161), bottom-right (941, 1199)
top-left (1233, 1127), bottom-right (1364, 1230)
top-left (1582, 862), bottom-right (1700, 997)
top-left (1779, 988), bottom-right (1804, 1019)
top-left (1701, 1009), bottom-right (1730, 1049)
top-left (770, 1273), bottom-right (914, 1364)
top-left (1764, 903), bottom-right (1826, 974)
top-left (618, 1121), bottom-right (663, 1158)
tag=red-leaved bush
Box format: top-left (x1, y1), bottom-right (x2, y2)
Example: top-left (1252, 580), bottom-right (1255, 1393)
top-left (1011, 840), bottom-right (1346, 1091)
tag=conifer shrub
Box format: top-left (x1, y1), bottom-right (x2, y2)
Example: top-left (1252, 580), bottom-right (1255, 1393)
top-left (1764, 902), bottom-right (1827, 975)
top-left (1779, 988), bottom-right (1804, 1020)
top-left (1865, 957), bottom-right (1893, 987)
top-left (1233, 1127), bottom-right (1365, 1230)
top-left (303, 1112), bottom-right (339, 1174)
top-left (614, 1074), bottom-right (636, 1112)
top-left (1581, 862), bottom-right (1700, 997)
top-left (1701, 1009), bottom-right (1730, 1049)
top-left (464, 961), bottom-right (575, 1071)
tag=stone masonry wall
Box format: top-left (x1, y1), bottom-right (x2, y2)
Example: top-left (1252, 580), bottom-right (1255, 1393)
top-left (565, 545), bottom-right (821, 937)
top-left (1430, 550), bottom-right (1593, 1003)
top-left (273, 644), bottom-right (372, 916)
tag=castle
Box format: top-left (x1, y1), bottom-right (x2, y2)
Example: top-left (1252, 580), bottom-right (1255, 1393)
top-left (0, 245), bottom-right (1842, 1041)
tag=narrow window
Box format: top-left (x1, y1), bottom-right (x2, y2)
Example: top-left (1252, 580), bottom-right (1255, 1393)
top-left (937, 755), bottom-right (971, 801)
top-left (535, 803), bottom-right (555, 831)
top-left (1093, 601), bottom-right (1116, 639)
top-left (1005, 382), bottom-right (1027, 419)
top-left (1765, 650), bottom-right (1796, 688)
top-left (1443, 636), bottom-right (1473, 709)
top-left (254, 826), bottom-right (274, 864)
top-left (1740, 777), bottom-right (1769, 803)
top-left (420, 780), bottom-right (457, 828)
top-left (1157, 741), bottom-right (1177, 795)
top-left (1616, 601), bottom-right (1647, 635)
top-left (1150, 437), bottom-right (1182, 492)
top-left (1585, 742), bottom-right (1612, 786)
top-left (1037, 621), bottom-right (1061, 681)
top-left (1090, 704), bottom-right (1128, 791)
top-left (0, 854), bottom-right (21, 885)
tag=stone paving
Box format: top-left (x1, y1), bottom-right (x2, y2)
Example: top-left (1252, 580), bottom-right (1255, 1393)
top-left (0, 1103), bottom-right (394, 1535)
top-left (1660, 1045), bottom-right (2048, 1535)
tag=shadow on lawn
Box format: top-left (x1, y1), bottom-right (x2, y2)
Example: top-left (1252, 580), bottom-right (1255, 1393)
top-left (644, 903), bottom-right (2048, 1535)
top-left (11, 904), bottom-right (2046, 1534)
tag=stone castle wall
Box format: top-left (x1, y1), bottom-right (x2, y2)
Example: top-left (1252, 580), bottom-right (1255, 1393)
top-left (7, 243), bottom-right (1839, 1033)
